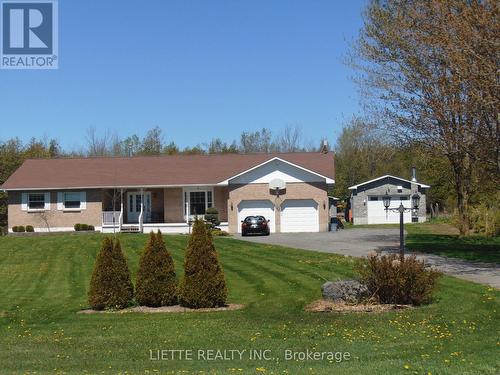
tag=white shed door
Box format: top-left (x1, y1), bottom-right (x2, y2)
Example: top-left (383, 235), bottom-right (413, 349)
top-left (367, 197), bottom-right (411, 224)
top-left (238, 200), bottom-right (276, 233)
top-left (280, 199), bottom-right (319, 233)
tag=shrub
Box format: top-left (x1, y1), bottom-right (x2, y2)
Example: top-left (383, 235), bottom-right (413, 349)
top-left (80, 223), bottom-right (89, 231)
top-left (179, 218), bottom-right (227, 308)
top-left (356, 253), bottom-right (440, 306)
top-left (88, 237), bottom-right (134, 310)
top-left (204, 207), bottom-right (220, 230)
top-left (136, 231), bottom-right (177, 307)
top-left (16, 226), bottom-right (26, 233)
top-left (88, 225), bottom-right (95, 231)
top-left (211, 229), bottom-right (230, 237)
top-left (469, 199), bottom-right (500, 237)
top-left (12, 226), bottom-right (18, 233)
top-left (25, 225), bottom-right (34, 232)
top-left (74, 223), bottom-right (81, 231)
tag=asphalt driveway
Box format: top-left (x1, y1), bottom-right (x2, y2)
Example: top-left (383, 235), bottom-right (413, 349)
top-left (236, 228), bottom-right (500, 289)
top-left (237, 228), bottom-right (400, 257)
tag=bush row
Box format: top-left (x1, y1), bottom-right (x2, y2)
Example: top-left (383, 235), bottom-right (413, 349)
top-left (12, 225), bottom-right (34, 232)
top-left (88, 218), bottom-right (227, 310)
top-left (74, 223), bottom-right (95, 231)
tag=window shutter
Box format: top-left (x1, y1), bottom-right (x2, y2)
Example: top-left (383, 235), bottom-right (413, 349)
top-left (21, 193), bottom-right (28, 211)
top-left (80, 191), bottom-right (87, 209)
top-left (57, 192), bottom-right (63, 210)
top-left (44, 192), bottom-right (51, 210)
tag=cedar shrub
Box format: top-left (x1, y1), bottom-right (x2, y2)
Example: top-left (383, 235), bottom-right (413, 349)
top-left (179, 218), bottom-right (227, 308)
top-left (136, 231), bottom-right (177, 307)
top-left (88, 237), bottom-right (134, 310)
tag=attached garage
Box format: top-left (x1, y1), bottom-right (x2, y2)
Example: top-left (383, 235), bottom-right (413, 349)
top-left (280, 199), bottom-right (319, 233)
top-left (237, 200), bottom-right (276, 233)
top-left (367, 196), bottom-right (412, 224)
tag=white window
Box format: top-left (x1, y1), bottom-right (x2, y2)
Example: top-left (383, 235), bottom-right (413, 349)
top-left (22, 192), bottom-right (50, 211)
top-left (28, 193), bottom-right (45, 209)
top-left (183, 188), bottom-right (214, 218)
top-left (57, 191), bottom-right (86, 211)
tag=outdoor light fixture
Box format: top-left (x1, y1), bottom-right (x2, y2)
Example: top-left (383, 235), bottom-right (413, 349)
top-left (412, 194), bottom-right (420, 209)
top-left (384, 192), bottom-right (420, 259)
top-left (382, 193), bottom-right (391, 209)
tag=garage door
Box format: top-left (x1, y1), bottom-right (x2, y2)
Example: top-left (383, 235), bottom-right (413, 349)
top-left (238, 200), bottom-right (276, 233)
top-left (280, 199), bottom-right (319, 233)
top-left (367, 196), bottom-right (412, 224)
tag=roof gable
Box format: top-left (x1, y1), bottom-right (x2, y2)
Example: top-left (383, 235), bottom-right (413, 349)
top-left (219, 157), bottom-right (335, 185)
top-left (348, 175), bottom-right (430, 190)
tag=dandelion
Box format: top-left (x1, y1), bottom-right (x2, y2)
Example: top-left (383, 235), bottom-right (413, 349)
top-left (403, 364), bottom-right (410, 369)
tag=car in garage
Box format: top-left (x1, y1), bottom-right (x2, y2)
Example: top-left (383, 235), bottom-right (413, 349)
top-left (241, 215), bottom-right (271, 236)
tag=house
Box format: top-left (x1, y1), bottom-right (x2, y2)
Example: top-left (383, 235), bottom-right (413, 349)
top-left (348, 169), bottom-right (429, 225)
top-left (1, 152), bottom-right (335, 234)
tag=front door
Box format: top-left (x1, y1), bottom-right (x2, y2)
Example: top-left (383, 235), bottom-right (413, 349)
top-left (127, 192), bottom-right (151, 223)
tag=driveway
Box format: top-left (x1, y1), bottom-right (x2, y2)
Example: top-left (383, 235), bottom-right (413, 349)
top-left (237, 228), bottom-right (500, 289)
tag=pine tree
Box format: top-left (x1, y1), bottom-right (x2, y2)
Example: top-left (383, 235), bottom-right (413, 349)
top-left (179, 218), bottom-right (227, 308)
top-left (88, 237), bottom-right (134, 310)
top-left (136, 231), bottom-right (177, 306)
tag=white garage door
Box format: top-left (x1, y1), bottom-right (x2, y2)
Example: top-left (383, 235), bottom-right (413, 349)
top-left (238, 200), bottom-right (276, 233)
top-left (367, 196), bottom-right (412, 224)
top-left (280, 199), bottom-right (319, 233)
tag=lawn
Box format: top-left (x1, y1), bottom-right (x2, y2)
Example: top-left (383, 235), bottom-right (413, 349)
top-left (0, 233), bottom-right (499, 374)
top-left (405, 223), bottom-right (500, 264)
top-left (346, 222), bottom-right (500, 264)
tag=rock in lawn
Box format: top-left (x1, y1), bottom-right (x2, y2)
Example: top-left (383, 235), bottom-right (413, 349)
top-left (321, 280), bottom-right (369, 303)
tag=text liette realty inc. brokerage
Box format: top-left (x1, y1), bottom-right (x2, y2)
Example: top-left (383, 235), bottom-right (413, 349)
top-left (150, 348), bottom-right (352, 363)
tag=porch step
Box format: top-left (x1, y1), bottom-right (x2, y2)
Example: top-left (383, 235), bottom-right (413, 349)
top-left (121, 225), bottom-right (140, 233)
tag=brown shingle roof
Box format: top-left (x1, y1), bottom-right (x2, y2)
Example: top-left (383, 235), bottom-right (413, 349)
top-left (1, 152), bottom-right (334, 190)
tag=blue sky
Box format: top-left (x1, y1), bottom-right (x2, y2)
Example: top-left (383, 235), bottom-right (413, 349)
top-left (0, 0), bottom-right (365, 150)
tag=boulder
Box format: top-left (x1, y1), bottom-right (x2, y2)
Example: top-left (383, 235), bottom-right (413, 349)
top-left (321, 280), bottom-right (369, 303)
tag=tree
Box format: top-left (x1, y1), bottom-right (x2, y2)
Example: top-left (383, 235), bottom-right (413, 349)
top-left (121, 134), bottom-right (141, 156)
top-left (140, 126), bottom-right (163, 155)
top-left (207, 138), bottom-right (239, 154)
top-left (163, 141), bottom-right (179, 155)
top-left (88, 237), bottom-right (134, 310)
top-left (276, 125), bottom-right (304, 152)
top-left (85, 127), bottom-right (113, 156)
top-left (135, 231), bottom-right (177, 307)
top-left (353, 0), bottom-right (499, 234)
top-left (178, 218), bottom-right (227, 308)
top-left (239, 128), bottom-right (274, 153)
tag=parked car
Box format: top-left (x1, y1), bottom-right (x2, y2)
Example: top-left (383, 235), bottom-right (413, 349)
top-left (241, 216), bottom-right (270, 236)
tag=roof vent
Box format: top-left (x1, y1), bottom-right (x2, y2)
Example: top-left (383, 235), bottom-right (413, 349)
top-left (319, 139), bottom-right (329, 154)
top-left (411, 167), bottom-right (417, 182)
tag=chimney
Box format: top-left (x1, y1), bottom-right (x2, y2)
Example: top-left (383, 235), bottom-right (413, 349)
top-left (320, 139), bottom-right (329, 154)
top-left (411, 166), bottom-right (417, 182)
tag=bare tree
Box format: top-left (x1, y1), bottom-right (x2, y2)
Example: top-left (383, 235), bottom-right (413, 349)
top-left (276, 125), bottom-right (303, 152)
top-left (86, 127), bottom-right (112, 156)
top-left (352, 0), bottom-right (499, 235)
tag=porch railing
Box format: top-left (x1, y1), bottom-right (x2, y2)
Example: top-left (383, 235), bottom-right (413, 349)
top-left (102, 211), bottom-right (121, 226)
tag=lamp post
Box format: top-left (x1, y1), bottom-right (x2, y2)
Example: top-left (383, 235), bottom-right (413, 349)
top-left (383, 193), bottom-right (420, 259)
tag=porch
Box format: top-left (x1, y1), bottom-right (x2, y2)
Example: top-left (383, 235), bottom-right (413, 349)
top-left (100, 187), bottom-right (228, 233)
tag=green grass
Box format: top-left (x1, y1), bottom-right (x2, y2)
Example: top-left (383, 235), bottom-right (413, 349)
top-left (346, 222), bottom-right (500, 264)
top-left (405, 224), bottom-right (500, 264)
top-left (0, 233), bottom-right (499, 374)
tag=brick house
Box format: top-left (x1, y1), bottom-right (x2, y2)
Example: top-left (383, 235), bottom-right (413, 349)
top-left (1, 152), bottom-right (335, 233)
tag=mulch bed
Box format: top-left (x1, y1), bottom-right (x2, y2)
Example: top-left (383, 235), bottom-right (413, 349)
top-left (305, 299), bottom-right (413, 313)
top-left (78, 304), bottom-right (244, 314)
